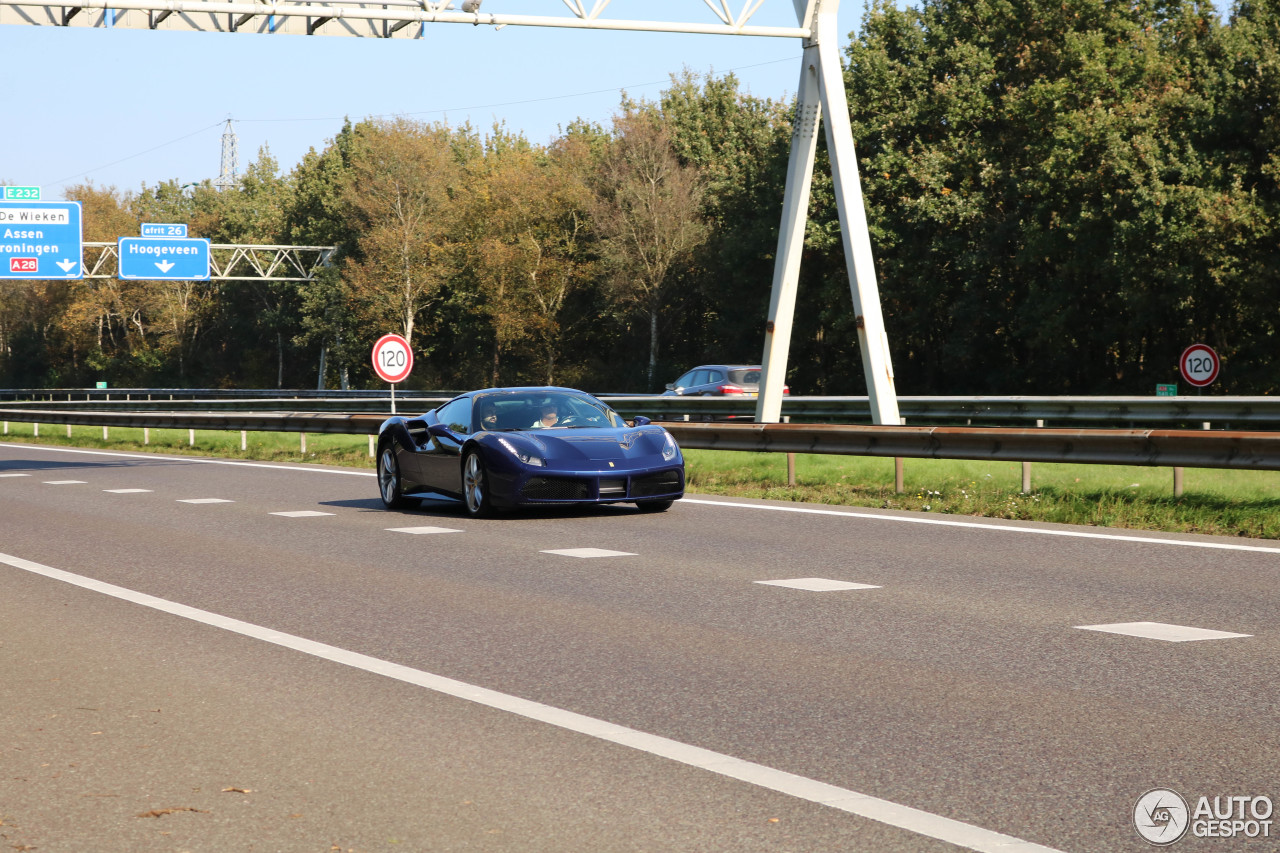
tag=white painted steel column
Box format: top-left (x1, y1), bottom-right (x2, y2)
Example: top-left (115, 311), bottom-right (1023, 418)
top-left (813, 0), bottom-right (900, 425)
top-left (756, 45), bottom-right (822, 424)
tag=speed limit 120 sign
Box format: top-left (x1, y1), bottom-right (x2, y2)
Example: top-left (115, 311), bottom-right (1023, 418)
top-left (1179, 343), bottom-right (1220, 388)
top-left (372, 334), bottom-right (414, 384)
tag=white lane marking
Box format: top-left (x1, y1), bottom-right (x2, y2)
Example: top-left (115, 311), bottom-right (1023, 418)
top-left (0, 472), bottom-right (31, 477)
top-left (386, 526), bottom-right (463, 535)
top-left (1076, 622), bottom-right (1252, 642)
top-left (178, 498), bottom-right (234, 504)
top-left (0, 442), bottom-right (375, 476)
top-left (271, 511), bottom-right (335, 518)
top-left (0, 551), bottom-right (1064, 853)
top-left (104, 489), bottom-right (153, 494)
top-left (682, 498), bottom-right (1280, 555)
top-left (10, 443), bottom-right (1270, 556)
top-left (541, 548), bottom-right (637, 558)
top-left (43, 480), bottom-right (87, 485)
top-left (756, 578), bottom-right (882, 592)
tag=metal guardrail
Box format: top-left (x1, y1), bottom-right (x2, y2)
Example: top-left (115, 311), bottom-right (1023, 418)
top-left (667, 422), bottom-right (1280, 471)
top-left (2, 410), bottom-right (1278, 471)
top-left (2, 391), bottom-right (1279, 426)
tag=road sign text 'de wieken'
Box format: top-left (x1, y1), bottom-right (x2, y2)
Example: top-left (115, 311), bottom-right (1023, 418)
top-left (118, 236), bottom-right (211, 280)
top-left (0, 201), bottom-right (82, 279)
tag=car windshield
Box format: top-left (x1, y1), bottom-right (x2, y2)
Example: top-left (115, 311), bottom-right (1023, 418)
top-left (727, 368), bottom-right (762, 386)
top-left (472, 391), bottom-right (624, 432)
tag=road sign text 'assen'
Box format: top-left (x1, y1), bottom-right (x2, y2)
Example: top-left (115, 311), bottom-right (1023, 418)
top-left (0, 229), bottom-right (62, 254)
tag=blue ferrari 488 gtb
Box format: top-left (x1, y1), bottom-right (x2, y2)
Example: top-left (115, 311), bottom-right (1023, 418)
top-left (376, 387), bottom-right (684, 517)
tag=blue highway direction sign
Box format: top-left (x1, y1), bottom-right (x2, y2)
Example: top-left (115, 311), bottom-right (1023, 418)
top-left (0, 201), bottom-right (83, 279)
top-left (118, 237), bottom-right (211, 280)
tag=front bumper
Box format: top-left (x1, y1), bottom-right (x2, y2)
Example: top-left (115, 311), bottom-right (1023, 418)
top-left (493, 464), bottom-right (685, 507)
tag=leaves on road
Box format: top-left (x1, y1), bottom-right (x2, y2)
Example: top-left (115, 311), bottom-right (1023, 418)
top-left (136, 807), bottom-right (209, 819)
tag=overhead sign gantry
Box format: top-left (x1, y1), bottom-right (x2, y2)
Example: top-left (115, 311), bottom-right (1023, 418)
top-left (0, 0), bottom-right (902, 425)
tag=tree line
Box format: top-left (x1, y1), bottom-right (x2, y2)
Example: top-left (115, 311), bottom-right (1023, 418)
top-left (2, 0), bottom-right (1276, 396)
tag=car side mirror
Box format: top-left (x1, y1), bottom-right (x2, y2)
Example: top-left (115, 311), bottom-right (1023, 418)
top-left (632, 415), bottom-right (652, 426)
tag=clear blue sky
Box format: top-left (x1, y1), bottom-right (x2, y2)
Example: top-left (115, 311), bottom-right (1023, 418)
top-left (2, 1), bottom-right (870, 201)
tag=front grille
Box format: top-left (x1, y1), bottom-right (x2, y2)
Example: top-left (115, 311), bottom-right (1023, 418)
top-left (598, 478), bottom-right (627, 497)
top-left (629, 470), bottom-right (683, 498)
top-left (522, 476), bottom-right (593, 501)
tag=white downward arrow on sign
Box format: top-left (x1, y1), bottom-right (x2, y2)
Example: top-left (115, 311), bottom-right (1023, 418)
top-left (155, 261), bottom-right (175, 273)
top-left (56, 259), bottom-right (77, 273)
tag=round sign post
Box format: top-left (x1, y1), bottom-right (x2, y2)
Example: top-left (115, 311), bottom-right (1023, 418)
top-left (371, 333), bottom-right (414, 414)
top-left (1179, 344), bottom-right (1219, 390)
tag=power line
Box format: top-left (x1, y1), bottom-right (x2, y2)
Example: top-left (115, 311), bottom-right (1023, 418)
top-left (47, 121), bottom-right (225, 187)
top-left (48, 56), bottom-right (795, 188)
top-left (235, 55), bottom-right (795, 124)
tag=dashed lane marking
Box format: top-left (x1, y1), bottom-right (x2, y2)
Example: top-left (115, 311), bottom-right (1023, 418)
top-left (177, 498), bottom-right (234, 504)
top-left (104, 488), bottom-right (153, 494)
top-left (1075, 622), bottom-right (1252, 642)
top-left (7, 445), bottom-right (1275, 555)
top-left (43, 480), bottom-right (86, 485)
top-left (271, 511), bottom-right (335, 518)
top-left (541, 548), bottom-right (637, 558)
top-left (386, 526), bottom-right (463, 535)
top-left (756, 578), bottom-right (882, 592)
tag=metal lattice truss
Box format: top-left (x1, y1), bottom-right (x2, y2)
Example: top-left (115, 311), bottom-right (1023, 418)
top-left (0, 0), bottom-right (813, 38)
top-left (82, 242), bottom-right (335, 281)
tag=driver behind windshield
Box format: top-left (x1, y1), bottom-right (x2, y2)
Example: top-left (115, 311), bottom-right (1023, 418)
top-left (531, 403), bottom-right (560, 429)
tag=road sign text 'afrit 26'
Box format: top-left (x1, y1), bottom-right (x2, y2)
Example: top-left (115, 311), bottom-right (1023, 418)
top-left (0, 201), bottom-right (83, 279)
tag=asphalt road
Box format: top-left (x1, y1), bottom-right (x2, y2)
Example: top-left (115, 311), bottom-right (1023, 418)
top-left (1, 441), bottom-right (1277, 853)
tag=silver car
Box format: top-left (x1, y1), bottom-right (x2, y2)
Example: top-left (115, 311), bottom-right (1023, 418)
top-left (662, 364), bottom-right (789, 397)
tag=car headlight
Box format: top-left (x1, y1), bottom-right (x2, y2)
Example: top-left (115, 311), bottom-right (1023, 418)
top-left (662, 431), bottom-right (679, 461)
top-left (498, 436), bottom-right (544, 467)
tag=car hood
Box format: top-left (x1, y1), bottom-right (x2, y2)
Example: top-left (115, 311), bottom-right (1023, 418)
top-left (522, 427), bottom-right (673, 463)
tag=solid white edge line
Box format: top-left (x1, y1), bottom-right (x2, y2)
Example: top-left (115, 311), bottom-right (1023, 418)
top-left (7, 442), bottom-right (1274, 555)
top-left (681, 498), bottom-right (1280, 555)
top-left (0, 441), bottom-right (376, 476)
top-left (0, 550), bottom-right (1064, 853)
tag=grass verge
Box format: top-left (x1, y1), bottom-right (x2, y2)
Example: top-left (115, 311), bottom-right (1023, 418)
top-left (2, 423), bottom-right (1276, 540)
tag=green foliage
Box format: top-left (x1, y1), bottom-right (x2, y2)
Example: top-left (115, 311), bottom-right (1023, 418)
top-left (842, 0), bottom-right (1278, 395)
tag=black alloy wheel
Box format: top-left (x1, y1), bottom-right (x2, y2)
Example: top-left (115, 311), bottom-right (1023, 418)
top-left (378, 443), bottom-right (416, 509)
top-left (462, 450), bottom-right (493, 518)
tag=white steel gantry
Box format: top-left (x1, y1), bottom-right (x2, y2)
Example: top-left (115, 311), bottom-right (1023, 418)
top-left (0, 0), bottom-right (900, 424)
